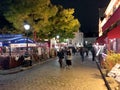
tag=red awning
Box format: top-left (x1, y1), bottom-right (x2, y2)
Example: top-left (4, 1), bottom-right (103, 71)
top-left (102, 6), bottom-right (120, 32)
top-left (107, 25), bottom-right (120, 39)
top-left (95, 35), bottom-right (106, 45)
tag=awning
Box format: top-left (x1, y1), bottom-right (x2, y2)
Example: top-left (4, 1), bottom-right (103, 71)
top-left (107, 25), bottom-right (120, 39)
top-left (14, 38), bottom-right (35, 43)
top-left (95, 35), bottom-right (106, 45)
top-left (10, 43), bottom-right (36, 48)
top-left (0, 35), bottom-right (36, 46)
top-left (102, 6), bottom-right (120, 32)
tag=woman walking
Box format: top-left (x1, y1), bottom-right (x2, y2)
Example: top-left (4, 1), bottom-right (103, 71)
top-left (66, 48), bottom-right (72, 68)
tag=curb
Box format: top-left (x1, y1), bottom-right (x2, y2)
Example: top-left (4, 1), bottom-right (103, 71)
top-left (95, 59), bottom-right (111, 90)
top-left (0, 57), bottom-right (57, 75)
top-left (0, 69), bottom-right (23, 75)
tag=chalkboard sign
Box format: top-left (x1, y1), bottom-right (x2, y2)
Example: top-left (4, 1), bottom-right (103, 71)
top-left (108, 63), bottom-right (120, 82)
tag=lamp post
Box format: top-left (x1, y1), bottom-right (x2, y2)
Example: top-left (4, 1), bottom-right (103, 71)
top-left (8, 41), bottom-right (11, 56)
top-left (24, 22), bottom-right (30, 53)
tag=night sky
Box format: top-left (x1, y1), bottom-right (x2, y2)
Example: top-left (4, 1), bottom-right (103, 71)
top-left (51, 0), bottom-right (110, 37)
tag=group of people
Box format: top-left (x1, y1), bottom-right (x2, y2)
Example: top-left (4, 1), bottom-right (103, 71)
top-left (79, 46), bottom-right (96, 62)
top-left (57, 45), bottom-right (96, 68)
top-left (57, 47), bottom-right (72, 68)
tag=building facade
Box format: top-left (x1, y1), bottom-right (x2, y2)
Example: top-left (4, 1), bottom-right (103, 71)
top-left (68, 31), bottom-right (84, 47)
top-left (97, 0), bottom-right (120, 52)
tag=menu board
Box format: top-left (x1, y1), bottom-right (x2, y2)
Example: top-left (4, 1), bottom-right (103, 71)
top-left (108, 63), bottom-right (120, 82)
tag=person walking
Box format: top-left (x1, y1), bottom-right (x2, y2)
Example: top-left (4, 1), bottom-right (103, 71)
top-left (90, 46), bottom-right (96, 61)
top-left (72, 47), bottom-right (76, 55)
top-left (66, 48), bottom-right (72, 68)
top-left (79, 47), bottom-right (85, 62)
top-left (63, 47), bottom-right (67, 64)
top-left (57, 48), bottom-right (64, 68)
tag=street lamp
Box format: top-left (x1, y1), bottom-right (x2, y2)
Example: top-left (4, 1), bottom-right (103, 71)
top-left (24, 22), bottom-right (30, 52)
top-left (56, 35), bottom-right (60, 43)
top-left (56, 35), bottom-right (59, 39)
top-left (56, 35), bottom-right (60, 49)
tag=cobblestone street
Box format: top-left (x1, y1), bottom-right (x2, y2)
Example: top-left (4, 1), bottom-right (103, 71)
top-left (0, 54), bottom-right (107, 90)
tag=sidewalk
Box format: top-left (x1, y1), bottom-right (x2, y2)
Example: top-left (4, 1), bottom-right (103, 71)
top-left (0, 54), bottom-right (119, 90)
top-left (0, 57), bottom-right (57, 75)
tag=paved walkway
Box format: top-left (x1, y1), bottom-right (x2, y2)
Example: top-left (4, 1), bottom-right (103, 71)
top-left (0, 53), bottom-right (107, 90)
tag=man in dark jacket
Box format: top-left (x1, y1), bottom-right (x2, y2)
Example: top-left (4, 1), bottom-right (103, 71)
top-left (90, 46), bottom-right (96, 61)
top-left (57, 49), bottom-right (64, 68)
top-left (79, 47), bottom-right (85, 62)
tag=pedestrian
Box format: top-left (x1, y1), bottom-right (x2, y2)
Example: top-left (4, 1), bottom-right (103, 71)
top-left (63, 47), bottom-right (68, 63)
top-left (66, 48), bottom-right (72, 68)
top-left (57, 48), bottom-right (64, 68)
top-left (72, 47), bottom-right (76, 55)
top-left (79, 47), bottom-right (85, 62)
top-left (90, 46), bottom-right (96, 61)
top-left (84, 47), bottom-right (89, 57)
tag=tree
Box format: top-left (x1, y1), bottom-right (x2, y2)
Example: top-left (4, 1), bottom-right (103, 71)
top-left (37, 6), bottom-right (80, 40)
top-left (0, 0), bottom-right (58, 33)
top-left (0, 0), bottom-right (80, 40)
top-left (53, 6), bottom-right (80, 39)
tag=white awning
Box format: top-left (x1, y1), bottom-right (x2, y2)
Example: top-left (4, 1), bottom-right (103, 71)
top-left (10, 43), bottom-right (36, 48)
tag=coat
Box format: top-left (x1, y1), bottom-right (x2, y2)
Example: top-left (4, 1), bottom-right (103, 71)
top-left (57, 50), bottom-right (64, 59)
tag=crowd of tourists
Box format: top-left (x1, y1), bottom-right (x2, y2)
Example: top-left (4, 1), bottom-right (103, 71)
top-left (56, 44), bottom-right (96, 69)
